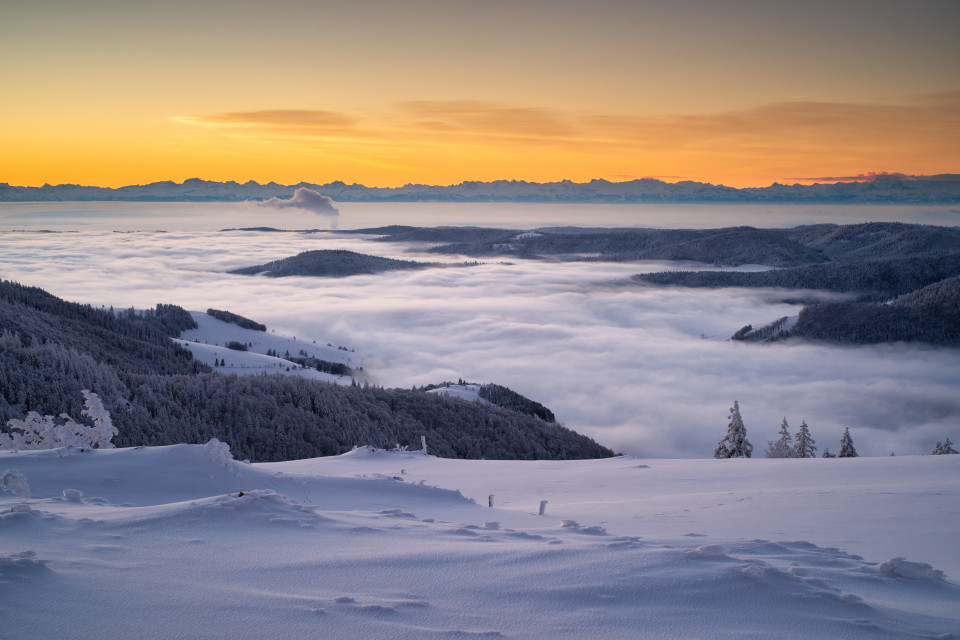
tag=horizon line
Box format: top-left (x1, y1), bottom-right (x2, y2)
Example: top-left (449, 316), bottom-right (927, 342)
top-left (4, 171), bottom-right (959, 191)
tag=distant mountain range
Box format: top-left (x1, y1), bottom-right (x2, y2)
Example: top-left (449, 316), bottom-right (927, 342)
top-left (3, 174), bottom-right (960, 204)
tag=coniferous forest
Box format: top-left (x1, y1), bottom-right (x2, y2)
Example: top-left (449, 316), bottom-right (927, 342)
top-left (0, 280), bottom-right (613, 462)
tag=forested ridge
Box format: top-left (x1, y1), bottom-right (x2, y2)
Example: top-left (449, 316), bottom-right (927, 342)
top-left (0, 280), bottom-right (612, 461)
top-left (229, 249), bottom-right (435, 278)
top-left (628, 222), bottom-right (960, 346)
top-left (351, 221), bottom-right (960, 270)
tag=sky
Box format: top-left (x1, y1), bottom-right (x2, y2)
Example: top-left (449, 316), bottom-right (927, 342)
top-left (1, 0), bottom-right (958, 188)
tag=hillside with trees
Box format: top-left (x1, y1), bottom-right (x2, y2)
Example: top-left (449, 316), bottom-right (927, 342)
top-left (0, 280), bottom-right (612, 462)
top-left (229, 249), bottom-right (439, 278)
top-left (629, 223), bottom-right (960, 346)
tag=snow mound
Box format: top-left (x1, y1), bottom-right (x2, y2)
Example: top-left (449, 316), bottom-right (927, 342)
top-left (0, 551), bottom-right (51, 579)
top-left (878, 557), bottom-right (947, 581)
top-left (0, 469), bottom-right (30, 498)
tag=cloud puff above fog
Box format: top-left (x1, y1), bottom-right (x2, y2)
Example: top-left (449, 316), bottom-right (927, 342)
top-left (255, 188), bottom-right (339, 216)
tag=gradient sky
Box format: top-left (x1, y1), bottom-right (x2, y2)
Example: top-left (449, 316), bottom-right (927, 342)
top-left (2, 0), bottom-right (958, 187)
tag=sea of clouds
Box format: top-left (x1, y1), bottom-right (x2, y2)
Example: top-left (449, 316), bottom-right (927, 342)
top-left (1, 202), bottom-right (958, 457)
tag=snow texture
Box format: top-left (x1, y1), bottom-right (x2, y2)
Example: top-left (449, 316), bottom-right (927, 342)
top-left (1, 445), bottom-right (957, 639)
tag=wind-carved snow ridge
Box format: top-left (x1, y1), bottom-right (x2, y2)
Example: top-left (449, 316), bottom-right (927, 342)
top-left (0, 447), bottom-right (957, 638)
top-left (0, 551), bottom-right (51, 579)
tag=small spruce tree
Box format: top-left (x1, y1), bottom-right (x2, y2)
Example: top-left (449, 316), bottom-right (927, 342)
top-left (838, 427), bottom-right (858, 458)
top-left (822, 448), bottom-right (836, 458)
top-left (765, 417), bottom-right (794, 458)
top-left (714, 401), bottom-right (753, 459)
top-left (794, 420), bottom-right (817, 458)
top-left (932, 438), bottom-right (958, 455)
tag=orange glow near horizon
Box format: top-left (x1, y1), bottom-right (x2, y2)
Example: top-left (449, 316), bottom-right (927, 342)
top-left (3, 93), bottom-right (957, 189)
top-left (1, 1), bottom-right (957, 189)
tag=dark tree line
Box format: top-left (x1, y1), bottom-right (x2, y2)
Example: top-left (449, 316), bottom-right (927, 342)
top-left (788, 275), bottom-right (960, 345)
top-left (637, 253), bottom-right (960, 302)
top-left (206, 308), bottom-right (267, 332)
top-left (478, 383), bottom-right (556, 423)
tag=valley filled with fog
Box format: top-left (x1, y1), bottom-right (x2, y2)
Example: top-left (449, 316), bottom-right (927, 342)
top-left (2, 201), bottom-right (958, 458)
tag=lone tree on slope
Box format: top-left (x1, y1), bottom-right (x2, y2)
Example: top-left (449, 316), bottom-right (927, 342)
top-left (714, 401), bottom-right (753, 458)
top-left (838, 427), bottom-right (859, 458)
top-left (765, 417), bottom-right (794, 458)
top-left (794, 421), bottom-right (817, 458)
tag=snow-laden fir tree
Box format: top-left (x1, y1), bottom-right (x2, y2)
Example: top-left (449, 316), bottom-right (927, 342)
top-left (932, 438), bottom-right (958, 455)
top-left (793, 421), bottom-right (817, 458)
top-left (714, 401), bottom-right (753, 458)
top-left (838, 427), bottom-right (858, 458)
top-left (764, 417), bottom-right (793, 458)
top-left (0, 390), bottom-right (117, 451)
top-left (822, 448), bottom-right (836, 458)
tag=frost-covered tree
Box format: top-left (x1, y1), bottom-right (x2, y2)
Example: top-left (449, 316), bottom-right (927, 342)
top-left (764, 417), bottom-right (794, 458)
top-left (793, 421), bottom-right (817, 458)
top-left (0, 391), bottom-right (117, 451)
top-left (838, 427), bottom-right (858, 458)
top-left (822, 448), bottom-right (836, 458)
top-left (932, 438), bottom-right (958, 455)
top-left (714, 401), bottom-right (753, 458)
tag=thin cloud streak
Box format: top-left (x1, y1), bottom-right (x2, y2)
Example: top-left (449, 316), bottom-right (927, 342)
top-left (169, 93), bottom-right (960, 186)
top-left (172, 109), bottom-right (357, 129)
top-left (1, 212), bottom-right (957, 459)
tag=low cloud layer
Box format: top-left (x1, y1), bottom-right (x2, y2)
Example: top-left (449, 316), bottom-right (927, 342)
top-left (254, 188), bottom-right (339, 216)
top-left (1, 203), bottom-right (958, 458)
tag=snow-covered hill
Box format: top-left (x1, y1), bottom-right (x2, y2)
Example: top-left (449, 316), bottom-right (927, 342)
top-left (177, 311), bottom-right (358, 383)
top-left (2, 444), bottom-right (957, 638)
top-left (426, 383), bottom-right (486, 403)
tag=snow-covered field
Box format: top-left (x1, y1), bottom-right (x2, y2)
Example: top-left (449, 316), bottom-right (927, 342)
top-left (175, 311), bottom-right (358, 384)
top-left (2, 444), bottom-right (957, 639)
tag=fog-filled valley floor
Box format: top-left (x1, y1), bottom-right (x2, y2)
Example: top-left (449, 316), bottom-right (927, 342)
top-left (2, 202), bottom-right (959, 458)
top-left (2, 445), bottom-right (958, 639)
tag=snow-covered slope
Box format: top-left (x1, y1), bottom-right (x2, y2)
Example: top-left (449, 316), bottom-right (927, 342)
top-left (177, 311), bottom-right (358, 383)
top-left (426, 383), bottom-right (486, 403)
top-left (2, 445), bottom-right (957, 639)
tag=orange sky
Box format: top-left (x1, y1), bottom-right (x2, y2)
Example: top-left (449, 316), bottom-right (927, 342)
top-left (1, 0), bottom-right (958, 188)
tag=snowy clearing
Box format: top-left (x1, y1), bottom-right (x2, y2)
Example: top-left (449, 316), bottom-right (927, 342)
top-left (426, 384), bottom-right (486, 403)
top-left (1, 445), bottom-right (957, 639)
top-left (175, 311), bottom-right (357, 383)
